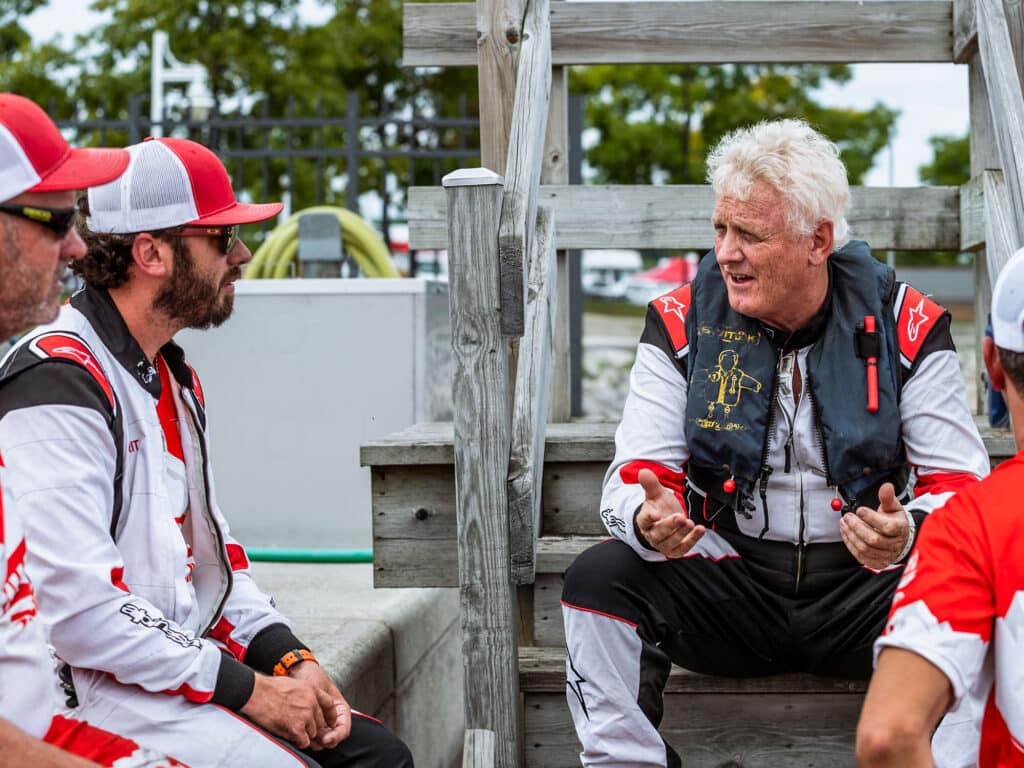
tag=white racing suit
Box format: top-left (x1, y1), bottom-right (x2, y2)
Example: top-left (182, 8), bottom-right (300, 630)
top-left (1, 464), bottom-right (184, 766)
top-left (0, 286), bottom-right (411, 768)
top-left (561, 252), bottom-right (990, 767)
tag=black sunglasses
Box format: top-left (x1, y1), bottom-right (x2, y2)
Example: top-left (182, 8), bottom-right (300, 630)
top-left (171, 225), bottom-right (240, 255)
top-left (0, 203), bottom-right (79, 238)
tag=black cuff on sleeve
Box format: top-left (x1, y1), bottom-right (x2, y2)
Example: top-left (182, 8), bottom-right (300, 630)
top-left (211, 651), bottom-right (256, 711)
top-left (244, 623), bottom-right (310, 676)
top-left (633, 504), bottom-right (658, 551)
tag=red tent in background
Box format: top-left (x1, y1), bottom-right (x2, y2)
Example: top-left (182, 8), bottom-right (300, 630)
top-left (624, 256), bottom-right (699, 305)
top-left (637, 256), bottom-right (698, 285)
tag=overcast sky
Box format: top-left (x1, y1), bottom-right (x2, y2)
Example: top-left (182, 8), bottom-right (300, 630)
top-left (21, 1), bottom-right (969, 187)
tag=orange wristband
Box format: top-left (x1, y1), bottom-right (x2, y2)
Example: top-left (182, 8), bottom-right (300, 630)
top-left (272, 648), bottom-right (317, 677)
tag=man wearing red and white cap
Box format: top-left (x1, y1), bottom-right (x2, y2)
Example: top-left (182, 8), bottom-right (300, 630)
top-left (0, 135), bottom-right (413, 768)
top-left (0, 93), bottom-right (188, 767)
top-left (857, 247), bottom-right (1024, 767)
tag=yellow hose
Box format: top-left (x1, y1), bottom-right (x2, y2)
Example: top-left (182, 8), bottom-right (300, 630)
top-left (248, 206), bottom-right (399, 279)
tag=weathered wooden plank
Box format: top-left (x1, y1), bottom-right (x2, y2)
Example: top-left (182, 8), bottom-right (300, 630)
top-left (954, 0), bottom-right (977, 62)
top-left (533, 572), bottom-right (564, 646)
top-left (405, 1), bottom-right (954, 67)
top-left (361, 420), bottom-right (617, 466)
top-left (981, 170), bottom-right (1017, 294)
top-left (520, 646), bottom-right (867, 693)
top-left (364, 419), bottom-right (1013, 468)
top-left (544, 34), bottom-right (572, 423)
top-left (977, 0), bottom-right (1024, 253)
top-left (475, 0), bottom-right (525, 176)
top-left (960, 173), bottom-right (985, 252)
top-left (970, 55), bottom-right (999, 411)
top-left (509, 207), bottom-right (558, 584)
top-left (462, 729), bottom-right (496, 768)
top-left (409, 185), bottom-right (962, 252)
top-left (442, 168), bottom-right (521, 766)
top-left (497, 0), bottom-right (551, 336)
top-left (524, 692), bottom-right (861, 768)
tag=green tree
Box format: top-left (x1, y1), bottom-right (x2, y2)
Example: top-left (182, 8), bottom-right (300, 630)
top-left (571, 63), bottom-right (898, 186)
top-left (918, 134), bottom-right (970, 186)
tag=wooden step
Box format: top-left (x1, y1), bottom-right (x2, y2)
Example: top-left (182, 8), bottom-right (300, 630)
top-left (363, 420), bottom-right (1016, 588)
top-left (520, 646), bottom-right (865, 768)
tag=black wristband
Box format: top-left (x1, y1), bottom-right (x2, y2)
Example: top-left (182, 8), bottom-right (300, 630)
top-left (633, 504), bottom-right (658, 551)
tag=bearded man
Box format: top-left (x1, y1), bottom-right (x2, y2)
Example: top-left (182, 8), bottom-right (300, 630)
top-left (0, 137), bottom-right (413, 768)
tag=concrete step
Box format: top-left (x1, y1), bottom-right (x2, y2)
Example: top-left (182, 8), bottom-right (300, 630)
top-left (251, 562), bottom-right (463, 768)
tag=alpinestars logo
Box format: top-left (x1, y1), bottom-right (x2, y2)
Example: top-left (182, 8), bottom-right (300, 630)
top-left (907, 297), bottom-right (929, 343)
top-left (3, 539), bottom-right (37, 627)
top-left (601, 508), bottom-right (626, 535)
top-left (566, 646), bottom-right (590, 720)
top-left (120, 603), bottom-right (200, 648)
top-left (659, 295), bottom-right (687, 324)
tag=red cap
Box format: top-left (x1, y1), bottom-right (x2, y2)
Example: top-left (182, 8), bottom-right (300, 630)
top-left (87, 137), bottom-right (282, 233)
top-left (0, 93), bottom-right (129, 201)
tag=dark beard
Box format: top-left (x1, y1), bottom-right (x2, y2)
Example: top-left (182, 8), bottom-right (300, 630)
top-left (153, 239), bottom-right (238, 330)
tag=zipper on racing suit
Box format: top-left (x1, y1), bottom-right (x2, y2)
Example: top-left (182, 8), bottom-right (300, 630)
top-left (180, 393), bottom-right (233, 636)
top-left (797, 365), bottom-right (835, 594)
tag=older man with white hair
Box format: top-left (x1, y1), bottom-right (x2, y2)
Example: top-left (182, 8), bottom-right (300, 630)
top-left (560, 119), bottom-right (989, 767)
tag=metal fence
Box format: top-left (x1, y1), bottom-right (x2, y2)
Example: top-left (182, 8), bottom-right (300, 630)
top-left (54, 92), bottom-right (481, 275)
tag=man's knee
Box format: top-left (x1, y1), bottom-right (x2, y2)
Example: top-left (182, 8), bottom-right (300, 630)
top-left (562, 539), bottom-right (649, 615)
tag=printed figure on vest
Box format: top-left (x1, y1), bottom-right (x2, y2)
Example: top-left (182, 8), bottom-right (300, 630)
top-left (857, 248), bottom-right (1024, 768)
top-left (560, 119), bottom-right (990, 768)
top-left (0, 133), bottom-right (413, 768)
top-left (0, 92), bottom-right (187, 766)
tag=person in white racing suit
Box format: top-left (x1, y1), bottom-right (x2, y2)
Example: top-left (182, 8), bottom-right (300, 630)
top-left (560, 119), bottom-right (990, 767)
top-left (0, 136), bottom-right (412, 768)
top-left (0, 93), bottom-right (185, 767)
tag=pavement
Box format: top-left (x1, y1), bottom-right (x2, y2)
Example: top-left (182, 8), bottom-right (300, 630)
top-left (252, 562), bottom-right (462, 768)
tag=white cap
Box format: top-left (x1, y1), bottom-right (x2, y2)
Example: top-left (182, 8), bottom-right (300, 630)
top-left (992, 247), bottom-right (1024, 353)
top-left (87, 137), bottom-right (281, 234)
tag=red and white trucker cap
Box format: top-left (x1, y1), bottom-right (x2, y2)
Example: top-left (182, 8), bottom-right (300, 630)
top-left (87, 137), bottom-right (283, 233)
top-left (992, 247), bottom-right (1024, 354)
top-left (0, 93), bottom-right (129, 202)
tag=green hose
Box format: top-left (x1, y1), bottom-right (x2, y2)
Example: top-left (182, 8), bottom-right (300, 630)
top-left (248, 206), bottom-right (399, 279)
top-left (247, 548), bottom-right (373, 564)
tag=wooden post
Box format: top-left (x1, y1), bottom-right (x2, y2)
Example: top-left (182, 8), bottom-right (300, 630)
top-left (509, 205), bottom-right (558, 586)
top-left (442, 168), bottom-right (522, 768)
top-left (497, 0), bottom-right (552, 337)
top-left (463, 729), bottom-right (497, 768)
top-left (545, 0), bottom-right (572, 422)
top-left (476, 0), bottom-right (526, 176)
top-left (976, 0), bottom-right (1024, 253)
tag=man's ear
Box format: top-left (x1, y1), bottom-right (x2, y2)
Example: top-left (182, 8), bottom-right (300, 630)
top-left (130, 233), bottom-right (172, 279)
top-left (984, 336), bottom-right (1006, 392)
top-left (808, 218), bottom-right (834, 266)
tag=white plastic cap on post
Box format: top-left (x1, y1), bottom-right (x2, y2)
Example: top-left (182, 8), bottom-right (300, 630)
top-left (442, 168), bottom-right (505, 188)
top-left (992, 246), bottom-right (1024, 353)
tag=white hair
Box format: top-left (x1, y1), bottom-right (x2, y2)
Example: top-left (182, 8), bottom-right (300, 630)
top-left (706, 119), bottom-right (850, 247)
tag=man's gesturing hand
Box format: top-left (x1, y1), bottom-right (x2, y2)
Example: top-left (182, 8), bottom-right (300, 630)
top-left (634, 468), bottom-right (705, 558)
top-left (240, 673), bottom-right (335, 749)
top-left (840, 482), bottom-right (911, 570)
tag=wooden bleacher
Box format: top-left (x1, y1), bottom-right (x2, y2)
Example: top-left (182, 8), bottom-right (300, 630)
top-left (366, 0), bottom-right (1024, 765)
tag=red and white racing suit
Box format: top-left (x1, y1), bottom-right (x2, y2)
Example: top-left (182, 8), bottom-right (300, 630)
top-left (877, 451), bottom-right (1024, 767)
top-left (1, 463), bottom-right (185, 767)
top-left (0, 287), bottom-right (364, 767)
